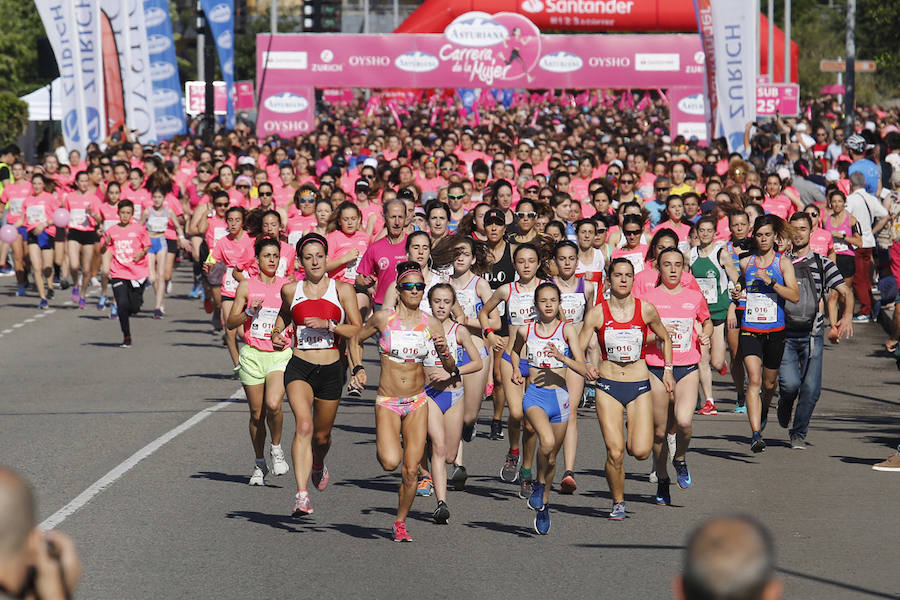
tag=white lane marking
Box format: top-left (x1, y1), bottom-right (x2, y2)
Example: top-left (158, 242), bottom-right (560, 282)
top-left (1, 329), bottom-right (11, 334)
top-left (34, 313), bottom-right (46, 318)
top-left (23, 318), bottom-right (35, 323)
top-left (41, 388), bottom-right (245, 530)
top-left (12, 323), bottom-right (23, 328)
top-left (2, 290), bottom-right (94, 336)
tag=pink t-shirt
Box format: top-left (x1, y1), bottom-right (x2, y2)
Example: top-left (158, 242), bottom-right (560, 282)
top-left (762, 195), bottom-right (795, 220)
top-left (22, 192), bottom-right (58, 236)
top-left (2, 181), bottom-right (32, 223)
top-left (326, 229), bottom-right (370, 283)
top-left (204, 215), bottom-right (228, 249)
top-left (65, 192), bottom-right (97, 231)
top-left (632, 269), bottom-right (701, 300)
top-left (358, 202), bottom-right (384, 237)
top-left (652, 220), bottom-right (692, 242)
top-left (809, 228), bottom-right (834, 257)
top-left (358, 234), bottom-right (408, 304)
top-left (642, 286), bottom-right (710, 366)
top-left (93, 199), bottom-right (120, 232)
top-left (715, 216), bottom-right (731, 241)
top-left (163, 195), bottom-right (184, 240)
top-left (243, 275), bottom-right (288, 352)
top-left (211, 232), bottom-right (256, 297)
top-left (106, 223), bottom-right (151, 280)
top-left (119, 186), bottom-right (150, 221)
top-left (286, 213), bottom-right (317, 248)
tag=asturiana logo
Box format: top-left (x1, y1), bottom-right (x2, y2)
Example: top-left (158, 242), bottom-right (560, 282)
top-left (208, 3), bottom-right (231, 23)
top-left (152, 88), bottom-right (180, 109)
top-left (150, 61), bottom-right (176, 81)
top-left (147, 34), bottom-right (172, 55)
top-left (444, 14), bottom-right (508, 48)
top-left (677, 94), bottom-right (706, 116)
top-left (539, 51), bottom-right (583, 73)
top-left (264, 93), bottom-right (309, 114)
top-left (144, 6), bottom-right (167, 28)
top-left (394, 51), bottom-right (439, 73)
top-left (155, 115), bottom-right (185, 137)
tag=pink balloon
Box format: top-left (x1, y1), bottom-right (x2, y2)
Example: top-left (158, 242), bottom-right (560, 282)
top-left (0, 224), bottom-right (17, 244)
top-left (53, 208), bottom-right (70, 228)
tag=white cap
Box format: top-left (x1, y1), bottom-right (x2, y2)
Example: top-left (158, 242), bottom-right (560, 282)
top-left (776, 166), bottom-right (791, 181)
top-left (238, 156), bottom-right (256, 166)
top-left (825, 168), bottom-right (840, 182)
top-left (795, 122), bottom-right (808, 133)
top-left (363, 157), bottom-right (378, 169)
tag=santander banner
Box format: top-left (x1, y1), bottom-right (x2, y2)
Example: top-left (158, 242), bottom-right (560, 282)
top-left (257, 12), bottom-right (703, 137)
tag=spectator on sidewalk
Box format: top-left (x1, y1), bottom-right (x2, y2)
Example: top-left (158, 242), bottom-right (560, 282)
top-left (845, 172), bottom-right (889, 321)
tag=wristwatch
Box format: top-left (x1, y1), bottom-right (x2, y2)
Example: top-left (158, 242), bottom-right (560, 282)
top-left (352, 365), bottom-right (365, 376)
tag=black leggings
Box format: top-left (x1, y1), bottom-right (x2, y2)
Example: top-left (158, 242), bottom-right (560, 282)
top-left (111, 278), bottom-right (146, 337)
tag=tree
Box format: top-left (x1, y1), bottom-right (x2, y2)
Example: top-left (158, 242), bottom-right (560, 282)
top-left (0, 0), bottom-right (47, 96)
top-left (0, 92), bottom-right (29, 147)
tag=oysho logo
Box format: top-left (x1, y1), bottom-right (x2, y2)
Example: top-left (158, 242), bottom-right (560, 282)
top-left (208, 3), bottom-right (231, 23)
top-left (155, 115), bottom-right (184, 137)
top-left (394, 51), bottom-right (439, 73)
top-left (348, 56), bottom-right (391, 67)
top-left (264, 92), bottom-right (309, 114)
top-left (147, 34), bottom-right (172, 55)
top-left (521, 0), bottom-right (544, 13)
top-left (152, 88), bottom-right (180, 108)
top-left (144, 6), bottom-right (167, 28)
top-left (150, 61), bottom-right (176, 81)
top-left (444, 13), bottom-right (508, 48)
top-left (588, 56), bottom-right (631, 67)
top-left (539, 51), bottom-right (583, 73)
top-left (217, 30), bottom-right (232, 50)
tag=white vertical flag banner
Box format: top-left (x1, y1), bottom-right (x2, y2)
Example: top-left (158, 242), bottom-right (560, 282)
top-left (35, 0), bottom-right (106, 153)
top-left (100, 0), bottom-right (158, 142)
top-left (694, 0), bottom-right (757, 155)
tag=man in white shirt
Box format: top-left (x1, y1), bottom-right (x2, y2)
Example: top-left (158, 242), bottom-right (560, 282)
top-left (845, 172), bottom-right (889, 320)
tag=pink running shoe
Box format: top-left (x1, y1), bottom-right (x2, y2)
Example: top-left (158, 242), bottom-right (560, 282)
top-left (697, 400), bottom-right (718, 416)
top-left (392, 520), bottom-right (413, 542)
top-left (311, 465), bottom-right (330, 491)
top-left (292, 491), bottom-right (313, 516)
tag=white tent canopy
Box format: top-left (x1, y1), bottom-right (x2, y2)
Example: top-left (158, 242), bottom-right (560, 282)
top-left (20, 78), bottom-right (63, 121)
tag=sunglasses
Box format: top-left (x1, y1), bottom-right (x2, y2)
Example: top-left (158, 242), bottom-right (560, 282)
top-left (807, 211), bottom-right (819, 217)
top-left (259, 192), bottom-right (273, 197)
top-left (198, 169), bottom-right (211, 174)
top-left (440, 167), bottom-right (452, 171)
top-left (516, 211), bottom-right (536, 219)
top-left (320, 180), bottom-right (335, 185)
top-left (747, 195), bottom-right (763, 200)
top-left (298, 196), bottom-right (316, 203)
top-left (655, 187), bottom-right (670, 192)
top-left (398, 282), bottom-right (426, 292)
top-left (474, 177), bottom-right (487, 183)
top-left (214, 202), bottom-right (229, 207)
top-left (624, 229), bottom-right (642, 236)
top-left (620, 179), bottom-right (634, 184)
top-left (539, 194), bottom-right (553, 200)
top-left (236, 184), bottom-right (250, 189)
top-left (525, 188), bottom-right (539, 194)
top-left (448, 194), bottom-right (466, 200)
top-left (596, 229), bottom-right (608, 234)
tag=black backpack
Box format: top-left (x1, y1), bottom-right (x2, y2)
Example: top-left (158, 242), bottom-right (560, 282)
top-left (785, 254), bottom-right (823, 332)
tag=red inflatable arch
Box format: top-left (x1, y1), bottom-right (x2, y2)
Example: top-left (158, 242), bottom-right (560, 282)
top-left (395, 0), bottom-right (797, 83)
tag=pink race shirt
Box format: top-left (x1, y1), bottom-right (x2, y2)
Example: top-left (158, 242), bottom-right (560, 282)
top-left (65, 192), bottom-right (97, 231)
top-left (762, 195), bottom-right (795, 220)
top-left (2, 181), bottom-right (32, 223)
top-left (642, 286), bottom-right (710, 366)
top-left (243, 275), bottom-right (288, 352)
top-left (632, 269), bottom-right (701, 300)
top-left (106, 223), bottom-right (151, 280)
top-left (286, 213), bottom-right (317, 248)
top-left (119, 186), bottom-right (150, 221)
top-left (809, 229), bottom-right (834, 257)
top-left (326, 229), bottom-right (370, 283)
top-left (358, 234), bottom-right (408, 304)
top-left (22, 192), bottom-right (58, 236)
top-left (92, 199), bottom-right (121, 232)
top-left (211, 232), bottom-right (256, 298)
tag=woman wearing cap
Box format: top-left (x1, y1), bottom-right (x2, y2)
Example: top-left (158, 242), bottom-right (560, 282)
top-left (271, 233), bottom-right (362, 518)
top-left (348, 261), bottom-right (455, 542)
top-left (353, 178), bottom-right (383, 239)
top-left (286, 185), bottom-right (319, 249)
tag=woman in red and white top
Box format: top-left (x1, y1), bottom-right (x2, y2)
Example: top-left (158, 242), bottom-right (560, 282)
top-left (64, 171), bottom-right (100, 308)
top-left (270, 233), bottom-right (361, 518)
top-left (642, 247), bottom-right (712, 505)
top-left (13, 173), bottom-right (59, 308)
top-left (226, 237), bottom-right (294, 487)
top-left (101, 199), bottom-right (150, 347)
top-left (325, 201), bottom-right (371, 318)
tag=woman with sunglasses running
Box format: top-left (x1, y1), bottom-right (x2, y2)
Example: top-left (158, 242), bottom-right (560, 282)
top-left (509, 199), bottom-right (539, 244)
top-left (611, 214), bottom-right (650, 275)
top-left (271, 233), bottom-right (362, 517)
top-left (349, 261), bottom-right (455, 542)
top-left (286, 185), bottom-right (319, 249)
top-left (738, 215), bottom-right (800, 453)
top-left (643, 247), bottom-right (713, 503)
top-left (580, 258), bottom-right (674, 521)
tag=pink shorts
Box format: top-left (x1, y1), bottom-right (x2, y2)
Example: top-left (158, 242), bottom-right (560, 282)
top-left (375, 391), bottom-right (428, 416)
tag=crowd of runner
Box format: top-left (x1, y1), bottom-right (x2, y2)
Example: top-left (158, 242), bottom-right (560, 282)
top-left (2, 91), bottom-right (899, 541)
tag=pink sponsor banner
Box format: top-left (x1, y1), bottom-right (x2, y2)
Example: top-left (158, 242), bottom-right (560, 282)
top-left (321, 88), bottom-right (355, 104)
top-left (756, 83), bottom-right (799, 117)
top-left (186, 80), bottom-right (256, 114)
top-left (668, 85), bottom-right (708, 143)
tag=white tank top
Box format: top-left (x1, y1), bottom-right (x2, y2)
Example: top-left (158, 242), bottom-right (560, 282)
top-left (558, 278), bottom-right (587, 323)
top-left (424, 322), bottom-right (460, 367)
top-left (454, 275), bottom-right (483, 319)
top-left (525, 321), bottom-right (571, 369)
top-left (507, 282), bottom-right (538, 326)
top-left (575, 248), bottom-right (605, 278)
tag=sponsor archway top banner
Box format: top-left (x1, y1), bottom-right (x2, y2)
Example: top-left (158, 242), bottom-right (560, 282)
top-left (256, 12), bottom-right (703, 137)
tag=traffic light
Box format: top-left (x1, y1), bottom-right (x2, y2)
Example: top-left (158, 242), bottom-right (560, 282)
top-left (303, 1), bottom-right (342, 32)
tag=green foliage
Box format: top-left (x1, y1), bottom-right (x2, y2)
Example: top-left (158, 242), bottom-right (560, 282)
top-left (0, 92), bottom-right (29, 147)
top-left (0, 0), bottom-right (47, 96)
top-left (856, 0), bottom-right (900, 100)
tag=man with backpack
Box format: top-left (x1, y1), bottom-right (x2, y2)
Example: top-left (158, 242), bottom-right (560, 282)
top-left (777, 212), bottom-right (855, 449)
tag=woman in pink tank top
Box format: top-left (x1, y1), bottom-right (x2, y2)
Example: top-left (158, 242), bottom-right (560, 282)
top-left (823, 189), bottom-right (862, 284)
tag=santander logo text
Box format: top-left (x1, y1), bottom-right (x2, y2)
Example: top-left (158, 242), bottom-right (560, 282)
top-left (521, 0), bottom-right (635, 14)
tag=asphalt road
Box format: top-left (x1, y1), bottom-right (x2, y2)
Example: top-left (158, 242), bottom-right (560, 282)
top-left (1, 267), bottom-right (899, 599)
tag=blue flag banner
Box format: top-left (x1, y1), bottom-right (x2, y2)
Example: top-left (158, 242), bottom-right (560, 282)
top-left (201, 0), bottom-right (235, 129)
top-left (143, 0), bottom-right (186, 139)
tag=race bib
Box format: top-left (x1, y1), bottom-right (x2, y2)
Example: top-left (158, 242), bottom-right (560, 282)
top-left (389, 330), bottom-right (426, 362)
top-left (508, 292), bottom-right (535, 325)
top-left (605, 328), bottom-right (643, 362)
top-left (9, 197), bottom-right (24, 215)
top-left (622, 252), bottom-right (644, 274)
top-left (834, 240), bottom-right (849, 253)
top-left (103, 219), bottom-right (118, 232)
top-left (249, 307), bottom-right (279, 339)
top-left (288, 230), bottom-right (303, 248)
top-left (69, 208), bottom-right (87, 228)
top-left (560, 293), bottom-right (586, 323)
top-left (697, 277), bottom-right (718, 304)
top-left (295, 325), bottom-right (334, 349)
top-left (213, 227), bottom-right (228, 242)
top-left (223, 267), bottom-right (239, 293)
top-left (528, 340), bottom-right (567, 369)
top-left (26, 205), bottom-right (47, 224)
top-left (746, 292), bottom-right (778, 323)
top-left (344, 256), bottom-right (359, 281)
top-left (663, 318), bottom-right (693, 353)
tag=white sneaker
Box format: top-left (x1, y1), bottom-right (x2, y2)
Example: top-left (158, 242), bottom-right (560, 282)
top-left (166, 281), bottom-right (172, 294)
top-left (667, 433), bottom-right (677, 460)
top-left (90, 276), bottom-right (100, 287)
top-left (271, 446), bottom-right (290, 476)
top-left (649, 469), bottom-right (658, 484)
top-left (249, 464), bottom-right (268, 486)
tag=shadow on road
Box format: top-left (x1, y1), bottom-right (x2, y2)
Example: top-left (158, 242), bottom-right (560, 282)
top-left (462, 520), bottom-right (534, 538)
top-left (776, 566), bottom-right (899, 599)
top-left (191, 471), bottom-right (283, 488)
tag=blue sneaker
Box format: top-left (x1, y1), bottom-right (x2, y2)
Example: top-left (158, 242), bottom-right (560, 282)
top-left (528, 481), bottom-right (545, 510)
top-left (16, 284), bottom-right (26, 297)
top-left (97, 295), bottom-right (108, 310)
top-left (38, 298), bottom-right (48, 310)
top-left (734, 404), bottom-right (747, 414)
top-left (110, 304), bottom-right (118, 319)
top-left (609, 501), bottom-right (626, 521)
top-left (655, 480), bottom-right (671, 505)
top-left (534, 505), bottom-right (550, 534)
top-left (673, 459), bottom-right (692, 489)
top-left (189, 284), bottom-right (203, 298)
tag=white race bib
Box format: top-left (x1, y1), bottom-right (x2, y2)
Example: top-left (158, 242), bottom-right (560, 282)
top-left (663, 318), bottom-right (693, 353)
top-left (295, 325), bottom-right (335, 349)
top-left (249, 307), bottom-right (279, 339)
top-left (69, 208), bottom-right (87, 228)
top-left (344, 256), bottom-right (359, 280)
top-left (223, 267), bottom-right (239, 293)
top-left (213, 227), bottom-right (228, 242)
top-left (560, 293), bottom-right (586, 323)
top-left (605, 328), bottom-right (643, 362)
top-left (746, 292), bottom-right (778, 323)
top-left (390, 330), bottom-right (426, 362)
top-left (697, 277), bottom-right (718, 304)
top-left (623, 252), bottom-right (645, 274)
top-left (26, 205), bottom-right (47, 224)
top-left (147, 213), bottom-right (168, 234)
top-left (9, 197), bottom-right (24, 215)
top-left (288, 230), bottom-right (303, 248)
top-left (834, 241), bottom-right (849, 253)
top-left (528, 340), bottom-right (567, 369)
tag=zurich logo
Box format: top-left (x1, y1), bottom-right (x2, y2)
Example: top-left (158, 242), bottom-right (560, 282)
top-left (155, 115), bottom-right (184, 137)
top-left (208, 3), bottom-right (231, 23)
top-left (217, 30), bottom-right (232, 50)
top-left (264, 92), bottom-right (309, 114)
top-left (539, 51), bottom-right (583, 73)
top-left (63, 108), bottom-right (102, 143)
top-left (150, 61), bottom-right (176, 81)
top-left (147, 34), bottom-right (172, 55)
top-left (521, 0), bottom-right (543, 13)
top-left (676, 93), bottom-right (706, 116)
top-left (444, 13), bottom-right (508, 48)
top-left (152, 88), bottom-right (181, 109)
top-left (144, 6), bottom-right (167, 28)
top-left (394, 51), bottom-right (439, 73)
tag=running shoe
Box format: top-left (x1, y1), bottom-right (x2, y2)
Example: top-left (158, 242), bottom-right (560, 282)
top-left (153, 309), bottom-right (163, 319)
top-left (90, 276), bottom-right (100, 287)
top-left (0, 265), bottom-right (11, 275)
top-left (97, 295), bottom-right (108, 310)
top-left (649, 469), bottom-right (658, 484)
top-left (527, 481), bottom-right (545, 510)
top-left (852, 313), bottom-right (870, 323)
top-left (519, 475), bottom-right (532, 499)
top-left (790, 434), bottom-right (807, 450)
top-left (734, 404), bottom-right (747, 414)
top-left (499, 453), bottom-right (519, 482)
top-left (416, 475), bottom-right (434, 497)
top-left (292, 491), bottom-right (313, 516)
top-left (16, 285), bottom-right (26, 297)
top-left (120, 336), bottom-right (132, 348)
top-left (609, 501), bottom-right (626, 521)
top-left (750, 432), bottom-right (766, 453)
top-left (78, 297), bottom-right (86, 309)
top-left (38, 298), bottom-right (48, 310)
top-left (489, 420), bottom-right (504, 440)
top-left (432, 500), bottom-right (450, 524)
top-left (655, 479), bottom-right (671, 505)
top-left (560, 470), bottom-right (577, 494)
top-left (534, 505), bottom-right (550, 535)
top-left (249, 464), bottom-right (268, 486)
top-left (57, 279), bottom-right (69, 290)
top-left (110, 304), bottom-right (118, 319)
top-left (311, 465), bottom-right (330, 490)
top-left (667, 433), bottom-right (677, 461)
top-left (271, 446), bottom-right (290, 476)
top-left (166, 280), bottom-right (172, 294)
top-left (462, 422), bottom-right (476, 443)
top-left (347, 387), bottom-right (362, 398)
top-left (872, 446), bottom-right (900, 471)
top-left (46, 287), bottom-right (55, 299)
top-left (71, 286), bottom-right (79, 303)
top-left (450, 465), bottom-right (468, 491)
top-left (777, 397), bottom-right (793, 428)
top-left (697, 400), bottom-right (718, 415)
top-left (189, 284), bottom-right (203, 298)
top-left (718, 363), bottom-right (729, 375)
top-left (673, 458), bottom-right (692, 489)
top-left (392, 520), bottom-right (413, 542)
